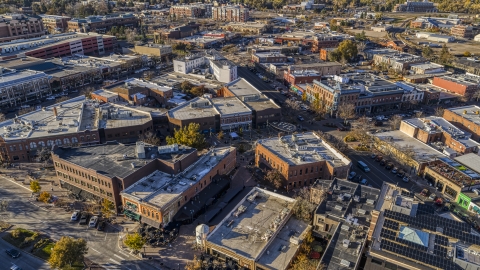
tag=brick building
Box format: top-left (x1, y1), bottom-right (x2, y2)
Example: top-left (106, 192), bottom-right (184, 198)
top-left (0, 14), bottom-right (45, 43)
top-left (212, 5), bottom-right (249, 22)
top-left (251, 52), bottom-right (287, 63)
top-left (393, 0), bottom-right (437, 12)
top-left (120, 145), bottom-right (236, 225)
top-left (39, 15), bottom-right (71, 33)
top-left (255, 132), bottom-right (351, 190)
top-left (67, 14), bottom-right (138, 34)
top-left (0, 96), bottom-right (154, 163)
top-left (443, 105), bottom-right (480, 142)
top-left (432, 75), bottom-right (480, 98)
top-left (169, 4), bottom-right (211, 18)
top-left (154, 23), bottom-right (201, 40)
top-left (401, 117), bottom-right (480, 155)
top-left (284, 69), bottom-right (322, 85)
top-left (104, 78), bottom-right (173, 106)
top-left (450, 25), bottom-right (474, 39)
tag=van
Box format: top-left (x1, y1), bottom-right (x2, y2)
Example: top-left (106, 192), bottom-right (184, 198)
top-left (357, 161), bottom-right (370, 172)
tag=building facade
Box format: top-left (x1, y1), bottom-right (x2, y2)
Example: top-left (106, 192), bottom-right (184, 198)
top-left (450, 25), bottom-right (474, 38)
top-left (432, 75), bottom-right (479, 98)
top-left (39, 15), bottom-right (71, 33)
top-left (67, 14), bottom-right (138, 33)
top-left (0, 14), bottom-right (45, 43)
top-left (443, 105), bottom-right (480, 142)
top-left (212, 5), bottom-right (249, 22)
top-left (0, 69), bottom-right (51, 108)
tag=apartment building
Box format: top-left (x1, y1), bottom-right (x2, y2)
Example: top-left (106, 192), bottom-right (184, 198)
top-left (0, 69), bottom-right (51, 108)
top-left (120, 146), bottom-right (235, 226)
top-left (0, 14), bottom-right (45, 43)
top-left (212, 5), bottom-right (249, 22)
top-left (173, 50), bottom-right (237, 83)
top-left (0, 32), bottom-right (117, 60)
top-left (67, 14), bottom-right (139, 33)
top-left (169, 4), bottom-right (212, 18)
top-left (432, 74), bottom-right (480, 98)
top-left (39, 15), bottom-right (71, 33)
top-left (450, 25), bottom-right (474, 38)
top-left (365, 182), bottom-right (480, 270)
top-left (393, 0), bottom-right (437, 12)
top-left (0, 96), bottom-right (154, 163)
top-left (251, 52), bottom-right (287, 63)
top-left (205, 188), bottom-right (310, 270)
top-left (312, 178), bottom-right (380, 269)
top-left (443, 105), bottom-right (480, 142)
top-left (401, 117), bottom-right (480, 155)
top-left (255, 132), bottom-right (351, 189)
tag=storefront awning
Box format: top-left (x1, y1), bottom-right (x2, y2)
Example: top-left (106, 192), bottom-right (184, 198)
top-left (142, 216), bottom-right (162, 228)
top-left (124, 210), bottom-right (141, 221)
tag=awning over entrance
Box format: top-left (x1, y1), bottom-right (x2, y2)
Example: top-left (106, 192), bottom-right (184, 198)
top-left (142, 216), bottom-right (162, 228)
top-left (124, 210), bottom-right (141, 221)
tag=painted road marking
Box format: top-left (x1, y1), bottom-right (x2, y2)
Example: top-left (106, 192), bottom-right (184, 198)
top-left (113, 254), bottom-right (125, 260)
top-left (90, 248), bottom-right (101, 253)
top-left (118, 250), bottom-right (130, 257)
top-left (109, 258), bottom-right (121, 264)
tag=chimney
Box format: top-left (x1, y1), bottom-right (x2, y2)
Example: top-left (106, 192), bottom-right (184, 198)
top-left (53, 107), bottom-right (58, 117)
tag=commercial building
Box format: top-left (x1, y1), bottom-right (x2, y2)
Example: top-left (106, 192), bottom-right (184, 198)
top-left (451, 25), bottom-right (474, 38)
top-left (0, 32), bottom-right (117, 60)
top-left (443, 105), bottom-right (480, 142)
top-left (220, 22), bottom-right (269, 35)
top-left (401, 117), bottom-right (480, 155)
top-left (311, 178), bottom-right (380, 270)
top-left (67, 14), bottom-right (139, 33)
top-left (102, 78), bottom-right (173, 106)
top-left (39, 15), bottom-right (71, 33)
top-left (169, 4), bottom-right (212, 18)
top-left (251, 52), bottom-right (287, 64)
top-left (374, 130), bottom-right (446, 173)
top-left (173, 35), bottom-right (224, 49)
top-left (134, 44), bottom-right (173, 61)
top-left (365, 182), bottom-right (480, 270)
top-left (393, 0), bottom-right (437, 12)
top-left (409, 16), bottom-right (460, 29)
top-left (120, 145), bottom-right (236, 226)
top-left (0, 69), bottom-right (51, 108)
top-left (212, 5), bottom-right (249, 22)
top-left (255, 132), bottom-right (351, 189)
top-left (452, 57), bottom-right (480, 76)
top-left (173, 50), bottom-right (237, 83)
top-left (154, 23), bottom-right (201, 41)
top-left (284, 69), bottom-right (322, 85)
top-left (369, 49), bottom-right (427, 71)
top-left (409, 62), bottom-right (445, 74)
top-left (0, 96), bottom-right (154, 163)
top-left (205, 187), bottom-right (310, 270)
top-left (416, 32), bottom-right (455, 43)
top-left (432, 74), bottom-right (480, 98)
top-left (0, 14), bottom-right (45, 43)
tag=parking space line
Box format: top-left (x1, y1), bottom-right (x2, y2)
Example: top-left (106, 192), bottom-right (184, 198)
top-left (109, 258), bottom-right (121, 264)
top-left (90, 248), bottom-right (101, 253)
top-left (113, 254), bottom-right (125, 261)
top-left (118, 250), bottom-right (130, 257)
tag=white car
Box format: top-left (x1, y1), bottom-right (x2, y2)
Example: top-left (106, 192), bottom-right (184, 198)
top-left (71, 211), bottom-right (80, 221)
top-left (88, 216), bottom-right (98, 228)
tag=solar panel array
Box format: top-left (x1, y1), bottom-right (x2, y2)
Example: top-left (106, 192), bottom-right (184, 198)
top-left (434, 235), bottom-right (448, 246)
top-left (380, 228), bottom-right (396, 241)
top-left (380, 240), bottom-right (462, 270)
top-left (396, 237), bottom-right (428, 252)
top-left (383, 219), bottom-right (399, 230)
top-left (416, 203), bottom-right (435, 215)
top-left (434, 244), bottom-right (448, 257)
top-left (384, 210), bottom-right (470, 233)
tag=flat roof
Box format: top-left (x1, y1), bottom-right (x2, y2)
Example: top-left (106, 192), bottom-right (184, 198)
top-left (257, 132), bottom-right (349, 167)
top-left (455, 153), bottom-right (480, 175)
top-left (0, 69), bottom-right (50, 88)
top-left (374, 130), bottom-right (445, 163)
top-left (447, 105), bottom-right (480, 127)
top-left (92, 89), bottom-right (118, 99)
top-left (54, 142), bottom-right (158, 178)
top-left (207, 188), bottom-right (309, 269)
top-left (254, 52), bottom-right (287, 58)
top-left (152, 72), bottom-right (224, 89)
top-left (211, 97), bottom-right (251, 116)
top-left (403, 116), bottom-right (467, 137)
top-left (225, 78), bottom-right (261, 97)
top-left (124, 78), bottom-right (172, 93)
top-left (436, 74), bottom-right (480, 86)
top-left (168, 97), bottom-right (218, 120)
top-left (122, 146), bottom-right (234, 210)
top-left (410, 62), bottom-right (444, 70)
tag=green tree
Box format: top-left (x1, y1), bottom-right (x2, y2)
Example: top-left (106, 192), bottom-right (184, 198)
top-left (337, 40), bottom-right (358, 62)
top-left (439, 44), bottom-right (453, 64)
top-left (422, 46), bottom-right (434, 59)
top-left (355, 30), bottom-right (367, 41)
top-left (328, 50), bottom-right (341, 62)
top-left (30, 180), bottom-right (41, 193)
top-left (190, 85), bottom-right (206, 97)
top-left (101, 199), bottom-right (114, 219)
top-left (166, 123), bottom-right (206, 150)
top-left (264, 169), bottom-right (283, 189)
top-left (48, 236), bottom-right (88, 269)
top-left (38, 191), bottom-right (51, 203)
top-left (124, 232), bottom-right (146, 252)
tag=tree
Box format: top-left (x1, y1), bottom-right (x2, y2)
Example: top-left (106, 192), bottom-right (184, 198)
top-left (38, 191), bottom-right (51, 203)
top-left (439, 44), bottom-right (453, 64)
top-left (434, 106), bottom-right (445, 117)
top-left (218, 130), bottom-right (224, 140)
top-left (49, 236), bottom-right (88, 269)
top-left (264, 169), bottom-right (283, 189)
top-left (464, 51), bottom-right (472, 57)
top-left (190, 85), bottom-right (206, 97)
top-left (327, 50), bottom-right (341, 62)
top-left (301, 91), bottom-right (307, 102)
top-left (355, 30), bottom-right (367, 41)
top-left (139, 131), bottom-right (162, 146)
top-left (180, 81), bottom-right (194, 92)
top-left (422, 46), bottom-right (434, 59)
top-left (311, 93), bottom-right (327, 117)
top-left (338, 102), bottom-right (356, 125)
top-left (101, 199), bottom-right (114, 219)
top-left (125, 29), bottom-right (137, 43)
top-left (30, 180), bottom-right (41, 193)
top-left (166, 123), bottom-right (206, 150)
top-left (292, 187), bottom-right (316, 221)
top-left (336, 39), bottom-right (358, 62)
top-left (124, 232), bottom-right (146, 252)
top-left (388, 114), bottom-right (402, 130)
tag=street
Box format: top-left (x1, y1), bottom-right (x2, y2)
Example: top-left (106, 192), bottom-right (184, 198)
top-left (236, 66), bottom-right (286, 103)
top-left (0, 176), bottom-right (156, 270)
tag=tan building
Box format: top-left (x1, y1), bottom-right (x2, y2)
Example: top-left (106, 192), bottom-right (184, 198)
top-left (255, 132), bottom-right (351, 190)
top-left (0, 14), bottom-right (45, 43)
top-left (134, 44), bottom-right (173, 61)
top-left (67, 14), bottom-right (139, 34)
top-left (39, 15), bottom-right (71, 33)
top-left (105, 78), bottom-right (173, 106)
top-left (220, 22), bottom-right (269, 34)
top-left (0, 96), bottom-right (154, 163)
top-left (120, 146), bottom-right (236, 226)
top-left (450, 25), bottom-right (474, 38)
top-left (212, 5), bottom-right (249, 22)
top-left (443, 105), bottom-right (480, 142)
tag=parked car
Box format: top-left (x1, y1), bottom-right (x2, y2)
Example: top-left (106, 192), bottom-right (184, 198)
top-left (385, 163), bottom-right (393, 170)
top-left (402, 176), bottom-right (410, 182)
top-left (10, 264), bottom-right (22, 270)
top-left (89, 216), bottom-right (98, 228)
top-left (323, 122), bottom-right (336, 127)
top-left (97, 221), bottom-right (106, 231)
top-left (374, 121), bottom-right (383, 126)
top-left (71, 211), bottom-right (80, 221)
top-left (375, 156), bottom-right (383, 162)
top-left (420, 189), bottom-right (430, 197)
top-left (360, 179), bottom-right (368, 185)
top-left (337, 123), bottom-right (347, 131)
top-left (354, 175), bottom-right (362, 182)
top-left (391, 167), bottom-right (398, 174)
top-left (429, 193), bottom-right (437, 200)
top-left (20, 105), bottom-right (31, 108)
top-left (370, 154), bottom-right (377, 159)
top-left (379, 160), bottom-right (386, 166)
top-left (348, 171), bottom-right (357, 180)
top-left (397, 171), bottom-right (405, 178)
top-left (79, 213), bottom-right (89, 225)
top-left (297, 115), bottom-right (304, 121)
top-left (6, 249), bottom-right (21, 258)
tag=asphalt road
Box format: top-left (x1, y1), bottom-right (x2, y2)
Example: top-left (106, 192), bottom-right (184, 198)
top-left (237, 67), bottom-right (286, 103)
top-left (0, 236), bottom-right (49, 270)
top-left (0, 177), bottom-right (156, 270)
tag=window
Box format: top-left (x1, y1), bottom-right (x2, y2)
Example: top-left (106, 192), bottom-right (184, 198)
top-left (63, 138), bottom-right (70, 144)
top-left (55, 139), bottom-right (62, 145)
top-left (30, 142), bottom-right (37, 149)
top-left (371, 258), bottom-right (383, 265)
top-left (38, 141), bottom-right (45, 147)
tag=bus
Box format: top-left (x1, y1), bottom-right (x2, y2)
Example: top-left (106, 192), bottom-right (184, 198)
top-left (357, 161), bottom-right (370, 172)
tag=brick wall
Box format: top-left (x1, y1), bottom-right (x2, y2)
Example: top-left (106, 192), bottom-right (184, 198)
top-left (443, 109), bottom-right (480, 142)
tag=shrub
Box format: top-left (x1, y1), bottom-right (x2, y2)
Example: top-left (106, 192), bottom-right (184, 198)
top-left (355, 145), bottom-right (370, 151)
top-left (11, 228), bottom-right (22, 238)
top-left (344, 135), bottom-right (356, 142)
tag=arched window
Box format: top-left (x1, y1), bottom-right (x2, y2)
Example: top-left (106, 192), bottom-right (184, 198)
top-left (38, 141), bottom-right (45, 147)
top-left (47, 140), bottom-right (54, 146)
top-left (63, 138), bottom-right (70, 144)
top-left (29, 142), bottom-right (37, 149)
top-left (55, 139), bottom-right (62, 145)
top-left (72, 137), bottom-right (78, 143)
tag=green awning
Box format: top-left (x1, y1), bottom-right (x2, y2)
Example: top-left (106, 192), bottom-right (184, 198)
top-left (124, 210), bottom-right (141, 221)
